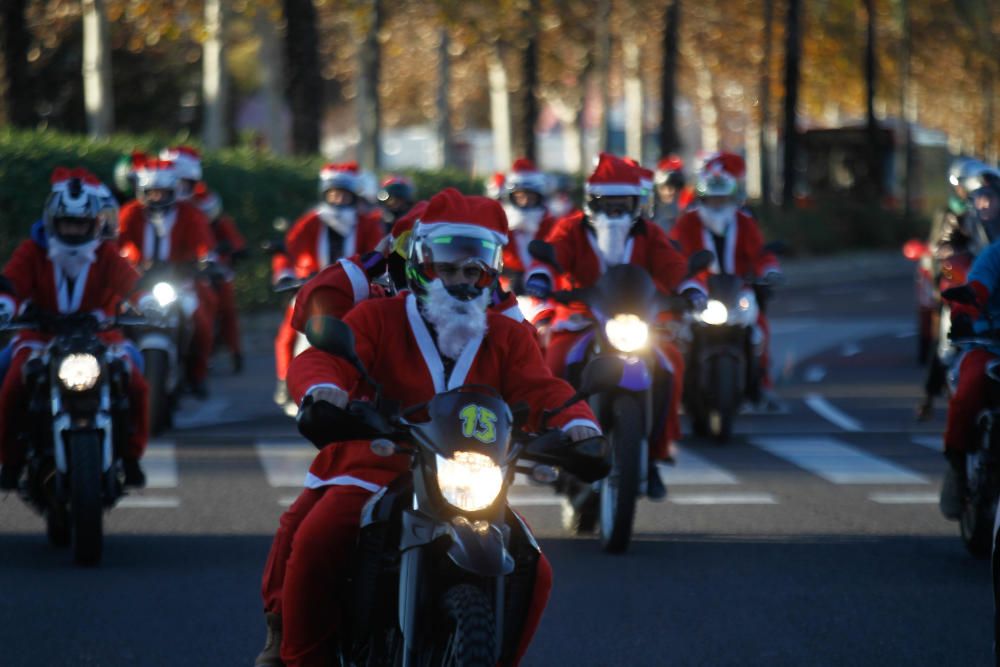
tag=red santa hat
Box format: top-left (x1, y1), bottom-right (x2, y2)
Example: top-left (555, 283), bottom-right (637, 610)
top-left (413, 187), bottom-right (508, 245)
top-left (319, 161), bottom-right (361, 195)
top-left (504, 157), bottom-right (548, 196)
top-left (133, 157), bottom-right (178, 190)
top-left (484, 171), bottom-right (506, 199)
top-left (703, 151), bottom-right (746, 181)
top-left (585, 152), bottom-right (643, 198)
top-left (160, 145), bottom-right (202, 181)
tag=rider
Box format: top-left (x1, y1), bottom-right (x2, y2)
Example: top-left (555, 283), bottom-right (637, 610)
top-left (546, 172), bottom-right (578, 220)
top-left (500, 158), bottom-right (557, 295)
top-left (940, 170), bottom-right (1000, 519)
top-left (117, 157), bottom-right (219, 398)
top-left (375, 174), bottom-right (416, 235)
top-left (271, 162), bottom-right (383, 410)
top-left (0, 168), bottom-right (149, 490)
top-left (524, 153), bottom-right (705, 500)
top-left (271, 189), bottom-right (601, 666)
top-left (192, 182), bottom-right (247, 373)
top-left (652, 154), bottom-right (694, 233)
top-left (670, 163), bottom-right (783, 407)
top-left (160, 145), bottom-right (203, 202)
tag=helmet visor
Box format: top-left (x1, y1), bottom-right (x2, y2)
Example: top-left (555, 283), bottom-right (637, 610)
top-left (52, 216), bottom-right (99, 246)
top-left (412, 234), bottom-right (502, 290)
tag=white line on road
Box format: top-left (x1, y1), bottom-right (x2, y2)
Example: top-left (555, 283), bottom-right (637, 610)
top-left (751, 436), bottom-right (928, 484)
top-left (669, 492), bottom-right (778, 505)
top-left (911, 436), bottom-right (941, 451)
top-left (869, 492), bottom-right (939, 504)
top-left (508, 496), bottom-right (563, 507)
top-left (118, 496), bottom-right (181, 509)
top-left (896, 330), bottom-right (916, 339)
top-left (145, 441), bottom-right (178, 488)
top-left (172, 397), bottom-right (232, 429)
top-left (804, 394), bottom-right (863, 432)
top-left (658, 449), bottom-right (738, 485)
top-left (804, 365), bottom-right (827, 383)
top-left (256, 441), bottom-right (314, 487)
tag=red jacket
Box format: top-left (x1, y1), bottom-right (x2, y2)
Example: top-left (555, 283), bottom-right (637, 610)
top-left (502, 215), bottom-right (557, 275)
top-left (527, 213), bottom-right (693, 330)
top-left (670, 209), bottom-right (780, 277)
top-left (287, 293), bottom-right (599, 489)
top-left (118, 200), bottom-right (216, 267)
top-left (0, 240), bottom-right (140, 348)
top-left (272, 207), bottom-right (383, 282)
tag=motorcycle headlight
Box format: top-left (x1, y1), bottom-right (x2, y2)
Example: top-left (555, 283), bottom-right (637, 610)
top-left (604, 314), bottom-right (649, 353)
top-left (436, 451), bottom-right (503, 512)
top-left (58, 353), bottom-right (101, 391)
top-left (701, 299), bottom-right (728, 325)
top-left (738, 296), bottom-right (751, 311)
top-left (153, 282), bottom-right (177, 307)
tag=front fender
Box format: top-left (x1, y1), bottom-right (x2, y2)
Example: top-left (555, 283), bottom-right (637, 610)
top-left (444, 520), bottom-right (515, 577)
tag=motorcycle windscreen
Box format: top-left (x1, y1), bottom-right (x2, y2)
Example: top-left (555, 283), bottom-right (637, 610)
top-left (594, 264), bottom-right (658, 318)
top-left (410, 389), bottom-right (513, 464)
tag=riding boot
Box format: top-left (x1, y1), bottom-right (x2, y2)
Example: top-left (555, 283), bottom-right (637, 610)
top-left (254, 612), bottom-right (284, 667)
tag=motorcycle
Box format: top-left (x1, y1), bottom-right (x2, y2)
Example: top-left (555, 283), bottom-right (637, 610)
top-left (124, 264), bottom-right (206, 434)
top-left (527, 241), bottom-right (710, 553)
top-left (296, 315), bottom-right (613, 666)
top-left (1, 310), bottom-right (145, 565)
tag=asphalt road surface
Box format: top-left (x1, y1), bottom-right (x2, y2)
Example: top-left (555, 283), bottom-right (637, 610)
top-left (1, 271), bottom-right (993, 666)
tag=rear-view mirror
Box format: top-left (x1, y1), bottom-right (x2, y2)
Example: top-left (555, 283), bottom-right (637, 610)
top-left (305, 316), bottom-right (358, 362)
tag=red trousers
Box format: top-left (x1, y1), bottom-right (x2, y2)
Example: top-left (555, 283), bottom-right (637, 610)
top-left (944, 348), bottom-right (997, 453)
top-left (263, 485), bottom-right (552, 667)
top-left (213, 279), bottom-right (241, 355)
top-left (545, 329), bottom-right (683, 457)
top-left (274, 303), bottom-right (298, 382)
top-left (189, 282), bottom-right (217, 384)
top-left (0, 346), bottom-right (149, 465)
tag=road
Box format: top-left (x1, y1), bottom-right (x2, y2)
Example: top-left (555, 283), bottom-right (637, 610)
top-left (0, 271), bottom-right (993, 666)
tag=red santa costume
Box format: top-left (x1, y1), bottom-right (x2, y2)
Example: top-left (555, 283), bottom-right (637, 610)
top-left (670, 163), bottom-right (781, 387)
top-left (192, 182), bottom-right (247, 361)
top-left (271, 189), bottom-right (598, 667)
top-left (117, 158), bottom-right (218, 386)
top-left (0, 170), bottom-right (149, 470)
top-left (272, 163), bottom-right (383, 387)
top-left (526, 153), bottom-right (700, 456)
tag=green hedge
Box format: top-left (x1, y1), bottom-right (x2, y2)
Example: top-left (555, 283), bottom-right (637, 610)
top-left (0, 128), bottom-right (483, 309)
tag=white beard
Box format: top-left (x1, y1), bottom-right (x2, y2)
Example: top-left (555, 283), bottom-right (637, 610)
top-left (548, 195), bottom-right (572, 219)
top-left (503, 204), bottom-right (544, 236)
top-left (419, 279), bottom-right (489, 361)
top-left (149, 207), bottom-right (178, 237)
top-left (48, 238), bottom-right (99, 279)
top-left (318, 204), bottom-right (358, 237)
top-left (592, 213), bottom-right (632, 266)
top-left (699, 205), bottom-right (737, 236)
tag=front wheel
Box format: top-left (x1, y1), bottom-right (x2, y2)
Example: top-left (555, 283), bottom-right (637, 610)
top-left (709, 356), bottom-right (739, 443)
top-left (436, 584), bottom-right (496, 667)
top-left (599, 396), bottom-right (643, 554)
top-left (143, 349), bottom-right (171, 435)
top-left (69, 432), bottom-right (104, 565)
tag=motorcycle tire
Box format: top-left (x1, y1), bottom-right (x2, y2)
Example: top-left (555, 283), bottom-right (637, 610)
top-left (435, 584), bottom-right (497, 667)
top-left (599, 395), bottom-right (642, 554)
top-left (45, 503), bottom-right (70, 548)
top-left (69, 431), bottom-right (104, 566)
top-left (144, 349), bottom-right (171, 435)
top-left (961, 492), bottom-right (996, 560)
top-left (709, 356), bottom-right (738, 444)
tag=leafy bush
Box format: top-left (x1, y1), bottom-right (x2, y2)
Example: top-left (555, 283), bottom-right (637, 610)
top-left (0, 128), bottom-right (483, 309)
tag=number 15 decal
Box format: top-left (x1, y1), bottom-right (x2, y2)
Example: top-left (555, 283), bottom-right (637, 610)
top-left (459, 404), bottom-right (498, 444)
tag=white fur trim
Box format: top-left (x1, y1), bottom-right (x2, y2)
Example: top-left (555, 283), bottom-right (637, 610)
top-left (304, 472), bottom-right (382, 492)
top-left (318, 220), bottom-right (357, 268)
top-left (585, 182), bottom-right (643, 197)
top-left (304, 383), bottom-right (345, 401)
top-left (338, 258), bottom-right (369, 304)
top-left (0, 295), bottom-right (16, 316)
top-left (448, 329), bottom-right (484, 390)
top-left (414, 221), bottom-right (508, 246)
top-left (501, 304), bottom-right (525, 322)
top-left (406, 293), bottom-right (447, 392)
top-left (524, 264), bottom-right (553, 285)
top-left (144, 212), bottom-right (176, 262)
top-left (701, 226), bottom-right (720, 273)
top-left (560, 418), bottom-right (602, 435)
top-left (54, 263), bottom-right (90, 313)
top-left (677, 279), bottom-right (707, 295)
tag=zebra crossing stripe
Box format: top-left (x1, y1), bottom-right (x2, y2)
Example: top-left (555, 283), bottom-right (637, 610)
top-left (658, 447), bottom-right (738, 485)
top-left (669, 492), bottom-right (777, 505)
top-left (256, 441), bottom-right (314, 488)
top-left (869, 492), bottom-right (938, 504)
top-left (145, 441), bottom-right (178, 489)
top-left (911, 436), bottom-right (941, 451)
top-left (118, 496), bottom-right (181, 509)
top-left (751, 436), bottom-right (928, 484)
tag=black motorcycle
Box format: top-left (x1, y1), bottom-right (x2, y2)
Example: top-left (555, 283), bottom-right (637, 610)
top-left (2, 310), bottom-right (144, 565)
top-left (527, 242), bottom-right (711, 553)
top-left (296, 316), bottom-right (613, 666)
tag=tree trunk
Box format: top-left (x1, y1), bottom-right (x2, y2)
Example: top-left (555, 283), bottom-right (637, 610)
top-left (623, 35), bottom-right (642, 161)
top-left (256, 4), bottom-right (287, 154)
top-left (864, 0), bottom-right (881, 202)
top-left (488, 42), bottom-right (512, 172)
top-left (594, 0), bottom-right (611, 153)
top-left (781, 0), bottom-right (802, 209)
top-left (82, 0), bottom-right (114, 137)
top-left (357, 0), bottom-right (381, 171)
top-left (435, 27), bottom-right (452, 168)
top-left (513, 0), bottom-right (539, 162)
top-left (758, 0), bottom-right (774, 206)
top-left (0, 0), bottom-right (31, 126)
top-left (898, 0), bottom-right (913, 221)
top-left (658, 0), bottom-right (681, 156)
top-left (282, 0), bottom-right (323, 155)
top-left (202, 0), bottom-right (227, 149)
top-left (691, 45), bottom-right (719, 154)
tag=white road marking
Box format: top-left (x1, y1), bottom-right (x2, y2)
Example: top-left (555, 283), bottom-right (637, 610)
top-left (869, 492), bottom-right (938, 504)
top-left (803, 365), bottom-right (827, 383)
top-left (896, 330), bottom-right (917, 339)
top-left (144, 441), bottom-right (178, 488)
top-left (804, 394), bottom-right (863, 432)
top-left (669, 492), bottom-right (777, 505)
top-left (256, 441), bottom-right (314, 487)
top-left (172, 397), bottom-right (232, 429)
top-left (751, 436), bottom-right (928, 484)
top-left (508, 496), bottom-right (563, 507)
top-left (911, 435), bottom-right (941, 451)
top-left (658, 448), bottom-right (738, 485)
top-left (278, 496), bottom-right (297, 508)
top-left (118, 496), bottom-right (181, 509)
top-left (840, 342), bottom-right (862, 357)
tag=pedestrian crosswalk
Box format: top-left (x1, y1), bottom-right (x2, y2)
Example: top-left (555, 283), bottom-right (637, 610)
top-left (127, 435), bottom-right (943, 510)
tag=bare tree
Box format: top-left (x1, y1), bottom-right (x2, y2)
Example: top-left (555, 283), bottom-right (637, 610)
top-left (758, 0), bottom-right (774, 206)
top-left (781, 0), bottom-right (802, 209)
top-left (593, 0), bottom-right (612, 154)
top-left (435, 26), bottom-right (453, 167)
top-left (0, 0), bottom-right (31, 126)
top-left (357, 0), bottom-right (382, 171)
top-left (488, 41), bottom-right (512, 171)
top-left (283, 0), bottom-right (323, 154)
top-left (82, 0), bottom-right (114, 137)
top-left (202, 0), bottom-right (228, 149)
top-left (512, 0), bottom-right (540, 163)
top-left (864, 0), bottom-right (881, 201)
top-left (256, 3), bottom-right (288, 154)
top-left (658, 0), bottom-right (682, 157)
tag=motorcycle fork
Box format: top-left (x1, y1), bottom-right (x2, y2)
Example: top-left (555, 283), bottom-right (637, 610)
top-left (590, 389), bottom-right (651, 494)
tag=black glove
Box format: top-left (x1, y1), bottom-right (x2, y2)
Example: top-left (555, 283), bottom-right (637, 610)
top-left (524, 274), bottom-right (552, 299)
top-left (949, 313), bottom-right (974, 340)
top-left (681, 288), bottom-right (707, 311)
